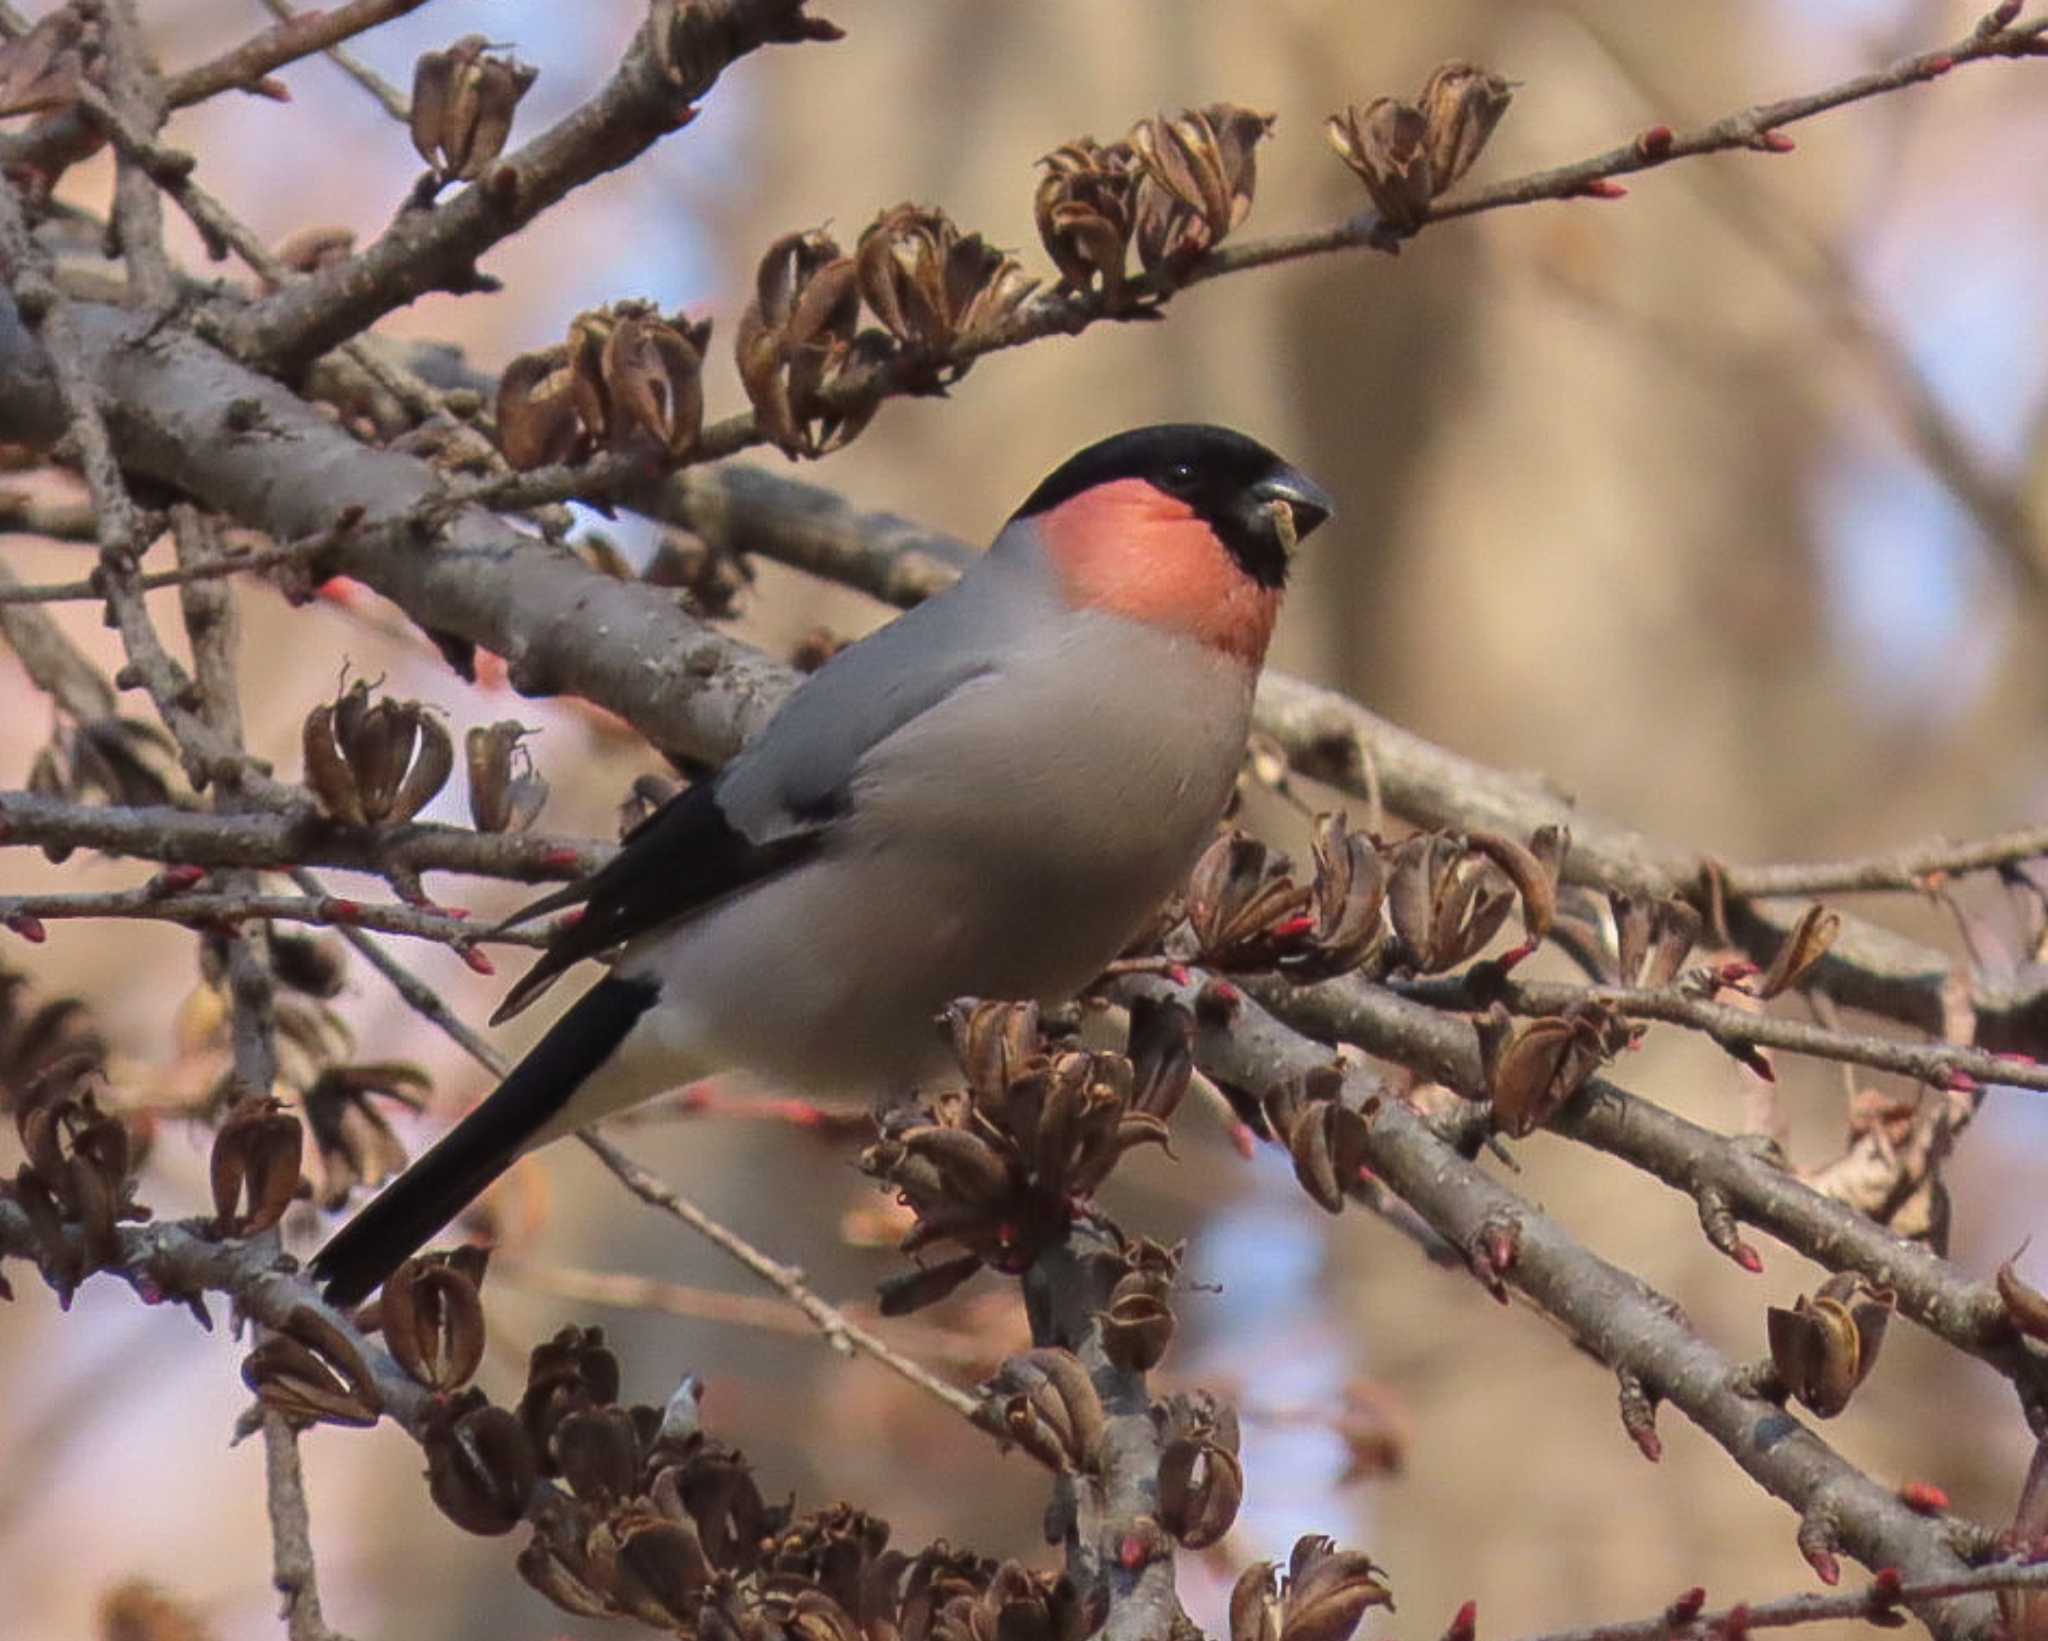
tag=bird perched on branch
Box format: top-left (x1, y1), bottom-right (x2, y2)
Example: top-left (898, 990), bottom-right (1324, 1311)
top-left (313, 423), bottom-right (1334, 1305)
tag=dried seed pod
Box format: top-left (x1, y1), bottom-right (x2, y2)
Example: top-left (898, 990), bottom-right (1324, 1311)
top-left (243, 1309), bottom-right (383, 1428)
top-left (1185, 830), bottom-right (1314, 970)
top-left (1753, 903), bottom-right (1841, 999)
top-left (519, 1324), bottom-right (622, 1463)
top-left (1385, 832), bottom-right (1515, 973)
top-left (600, 304), bottom-right (712, 460)
top-left (1276, 1535), bottom-right (1395, 1641)
top-left (554, 1404), bottom-right (644, 1504)
top-left (1416, 61), bottom-right (1514, 193)
top-left (381, 1253), bottom-right (486, 1391)
top-left (1766, 1275), bottom-right (1894, 1418)
top-left (735, 228), bottom-right (872, 458)
top-left (1157, 1391), bottom-right (1244, 1549)
top-left (1326, 98), bottom-right (1433, 230)
top-left (426, 1401), bottom-right (537, 1534)
top-left (1281, 814), bottom-right (1389, 979)
top-left (302, 680), bottom-right (454, 825)
top-left (985, 1348), bottom-right (1107, 1474)
top-left (495, 344), bottom-right (586, 470)
top-left (1035, 138), bottom-right (1140, 304)
top-left (209, 1095), bottom-right (303, 1236)
top-left (411, 35), bottom-right (537, 186)
top-left (1283, 1089), bottom-right (1373, 1213)
top-left (519, 1535), bottom-right (619, 1620)
top-left (1128, 103), bottom-right (1274, 275)
top-left (1483, 1003), bottom-right (1625, 1138)
top-left (856, 202), bottom-right (1039, 368)
top-left (1125, 995), bottom-right (1194, 1123)
top-left (1100, 1244), bottom-right (1179, 1373)
top-left (303, 1061), bottom-right (425, 1208)
top-left (466, 721), bottom-right (550, 833)
top-left (1467, 827), bottom-right (1564, 957)
top-left (1608, 893), bottom-right (1702, 988)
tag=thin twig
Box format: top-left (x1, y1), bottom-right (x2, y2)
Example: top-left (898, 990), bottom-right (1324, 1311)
top-left (260, 1412), bottom-right (354, 1641)
top-left (0, 538), bottom-right (323, 604)
top-left (1400, 973), bottom-right (2048, 1095)
top-left (255, 0), bottom-right (410, 121)
top-left (0, 791), bottom-right (601, 887)
top-left (0, 884), bottom-right (540, 948)
top-left (575, 1129), bottom-right (986, 1421)
top-left (493, 1257), bottom-right (998, 1370)
top-left (1508, 1561), bottom-right (2048, 1641)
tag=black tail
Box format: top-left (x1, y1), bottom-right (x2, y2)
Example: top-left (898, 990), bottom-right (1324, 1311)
top-left (311, 976), bottom-right (658, 1307)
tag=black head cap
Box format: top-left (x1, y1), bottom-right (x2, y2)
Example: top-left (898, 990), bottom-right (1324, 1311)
top-left (1010, 423), bottom-right (1335, 589)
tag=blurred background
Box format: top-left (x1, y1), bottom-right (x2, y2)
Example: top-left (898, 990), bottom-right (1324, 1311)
top-left (5, 1), bottom-right (2048, 1637)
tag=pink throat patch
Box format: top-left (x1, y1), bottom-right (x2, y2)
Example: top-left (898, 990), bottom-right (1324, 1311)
top-left (1035, 478), bottom-right (1280, 666)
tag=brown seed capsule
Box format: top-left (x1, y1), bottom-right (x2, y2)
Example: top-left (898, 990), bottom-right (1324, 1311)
top-left (1128, 103), bottom-right (1274, 275)
top-left (1034, 138), bottom-right (1140, 304)
top-left (1754, 903), bottom-right (1841, 999)
top-left (1765, 1275), bottom-right (1894, 1417)
top-left (411, 36), bottom-right (536, 186)
top-left (856, 202), bottom-right (1038, 367)
top-left (553, 1404), bottom-right (644, 1504)
top-left (426, 1402), bottom-right (537, 1534)
top-left (301, 681), bottom-right (454, 825)
top-left (1415, 61), bottom-right (1515, 193)
top-left (1282, 814), bottom-right (1389, 979)
top-left (303, 1061), bottom-right (426, 1208)
top-left (243, 1308), bottom-right (383, 1428)
top-left (466, 721), bottom-right (549, 833)
top-left (1326, 98), bottom-right (1433, 230)
top-left (736, 229), bottom-right (871, 457)
top-left (1277, 1535), bottom-right (1395, 1641)
top-left (495, 345), bottom-right (587, 471)
top-left (381, 1253), bottom-right (486, 1391)
top-left (210, 1095), bottom-right (303, 1236)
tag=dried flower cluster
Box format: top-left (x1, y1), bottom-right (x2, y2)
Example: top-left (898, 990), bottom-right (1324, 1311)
top-left (861, 999), bottom-right (1193, 1293)
top-left (1229, 1535), bottom-right (1394, 1641)
top-left (497, 302), bottom-right (714, 471)
top-left (0, 1050), bottom-right (142, 1302)
top-left (1326, 61), bottom-right (1514, 230)
top-left (410, 35), bottom-right (538, 189)
top-left (378, 1319), bottom-right (1115, 1641)
top-left (301, 677), bottom-right (454, 827)
top-left (1035, 103), bottom-right (1274, 304)
top-left (1167, 818), bottom-right (1564, 983)
top-left (1156, 1389), bottom-right (1244, 1549)
top-left (855, 204), bottom-right (1038, 385)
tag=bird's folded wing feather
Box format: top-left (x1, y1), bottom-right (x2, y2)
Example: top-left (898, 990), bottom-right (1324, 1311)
top-left (486, 556), bottom-right (1022, 1024)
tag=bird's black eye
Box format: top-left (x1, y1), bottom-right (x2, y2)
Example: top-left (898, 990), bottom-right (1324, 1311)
top-left (1159, 461), bottom-right (1198, 493)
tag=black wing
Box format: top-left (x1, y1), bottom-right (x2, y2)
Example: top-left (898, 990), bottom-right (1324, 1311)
top-left (489, 778), bottom-right (825, 1024)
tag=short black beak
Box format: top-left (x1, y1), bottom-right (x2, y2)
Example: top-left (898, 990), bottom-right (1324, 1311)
top-left (1251, 467), bottom-right (1335, 546)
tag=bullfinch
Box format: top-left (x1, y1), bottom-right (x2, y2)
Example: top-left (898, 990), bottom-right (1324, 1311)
top-left (313, 423), bottom-right (1333, 1304)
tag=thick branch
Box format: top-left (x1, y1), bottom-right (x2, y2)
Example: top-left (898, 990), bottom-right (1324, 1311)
top-left (1126, 974), bottom-right (1999, 1637)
